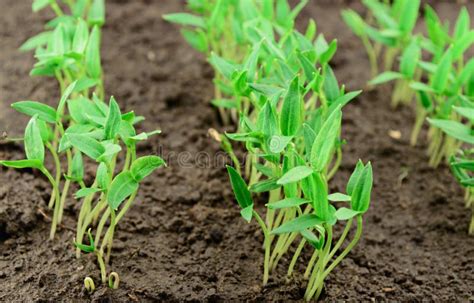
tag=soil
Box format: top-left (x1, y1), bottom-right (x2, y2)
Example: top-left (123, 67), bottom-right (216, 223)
top-left (1, 0), bottom-right (473, 302)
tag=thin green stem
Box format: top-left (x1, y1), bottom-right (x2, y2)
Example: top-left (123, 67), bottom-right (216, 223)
top-left (287, 238), bottom-right (306, 277)
top-left (58, 149), bottom-right (73, 223)
top-left (41, 167), bottom-right (60, 240)
top-left (46, 143), bottom-right (61, 209)
top-left (252, 210), bottom-right (270, 286)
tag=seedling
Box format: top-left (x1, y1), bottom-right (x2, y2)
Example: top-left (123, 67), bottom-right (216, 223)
top-left (429, 105), bottom-right (474, 234)
top-left (194, 2), bottom-right (374, 299)
top-left (164, 0), bottom-right (310, 124)
top-left (1, 0), bottom-right (167, 285)
top-left (342, 0), bottom-right (421, 78)
top-left (345, 2), bottom-right (474, 167)
top-left (5, 0), bottom-right (107, 238)
top-left (84, 276), bottom-right (95, 293)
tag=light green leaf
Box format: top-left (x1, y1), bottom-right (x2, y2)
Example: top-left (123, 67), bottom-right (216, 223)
top-left (108, 171), bottom-right (139, 209)
top-left (130, 156), bottom-right (166, 182)
top-left (11, 101), bottom-right (57, 123)
top-left (277, 166), bottom-right (313, 185)
top-left (25, 116), bottom-right (45, 163)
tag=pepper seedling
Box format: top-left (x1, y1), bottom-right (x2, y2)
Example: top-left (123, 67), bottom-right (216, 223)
top-left (429, 105), bottom-right (474, 234)
top-left (342, 0), bottom-right (421, 79)
top-left (5, 0), bottom-right (107, 238)
top-left (364, 5), bottom-right (474, 166)
top-left (164, 0), bottom-right (311, 124)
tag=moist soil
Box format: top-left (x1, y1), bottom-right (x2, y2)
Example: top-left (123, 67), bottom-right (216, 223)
top-left (1, 0), bottom-right (473, 302)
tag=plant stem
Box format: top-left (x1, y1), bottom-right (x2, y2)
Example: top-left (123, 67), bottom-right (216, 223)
top-left (105, 208), bottom-right (116, 263)
top-left (58, 149), bottom-right (73, 223)
top-left (362, 36), bottom-right (378, 80)
top-left (252, 210), bottom-right (270, 286)
top-left (287, 238), bottom-right (306, 277)
top-left (327, 147), bottom-right (342, 180)
top-left (96, 250), bottom-right (107, 283)
top-left (40, 167), bottom-right (60, 240)
top-left (46, 143), bottom-right (61, 209)
top-left (308, 216), bottom-right (363, 301)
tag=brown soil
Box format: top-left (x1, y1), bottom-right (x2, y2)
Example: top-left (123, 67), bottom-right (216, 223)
top-left (1, 0), bottom-right (473, 302)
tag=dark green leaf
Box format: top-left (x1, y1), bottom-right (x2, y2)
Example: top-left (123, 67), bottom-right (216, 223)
top-left (226, 165), bottom-right (253, 209)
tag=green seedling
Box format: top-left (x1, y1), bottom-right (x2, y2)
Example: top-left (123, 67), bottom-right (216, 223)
top-left (23, 0), bottom-right (105, 98)
top-left (364, 5), bottom-right (474, 167)
top-left (2, 0), bottom-right (167, 285)
top-left (199, 3), bottom-right (374, 299)
top-left (342, 0), bottom-right (420, 79)
top-left (164, 0), bottom-right (311, 124)
top-left (429, 105), bottom-right (474, 234)
top-left (4, 0), bottom-right (107, 238)
top-left (84, 276), bottom-right (95, 293)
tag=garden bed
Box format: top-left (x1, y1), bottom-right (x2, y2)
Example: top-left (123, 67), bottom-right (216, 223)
top-left (0, 0), bottom-right (473, 301)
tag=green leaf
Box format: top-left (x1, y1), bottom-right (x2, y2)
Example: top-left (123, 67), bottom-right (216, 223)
top-left (72, 18), bottom-right (89, 54)
top-left (431, 48), bottom-right (452, 93)
top-left (75, 187), bottom-right (102, 199)
top-left (96, 162), bottom-right (108, 190)
top-left (323, 66), bottom-right (339, 102)
top-left (400, 40), bottom-right (421, 78)
top-left (11, 101), bottom-right (57, 123)
top-left (257, 101), bottom-right (279, 139)
top-left (328, 193), bottom-right (351, 202)
top-left (271, 214), bottom-right (322, 234)
top-left (369, 72), bottom-right (404, 85)
top-left (410, 82), bottom-right (435, 93)
top-left (249, 178), bottom-right (281, 193)
top-left (398, 0), bottom-right (420, 34)
top-left (267, 198), bottom-right (310, 210)
top-left (97, 142), bottom-right (122, 161)
top-left (341, 9), bottom-right (366, 37)
top-left (32, 0), bottom-right (50, 12)
top-left (209, 53), bottom-right (237, 80)
top-left (347, 160), bottom-right (364, 195)
top-left (240, 205), bottom-right (253, 223)
top-left (104, 97), bottom-right (122, 140)
top-left (71, 152), bottom-right (84, 181)
top-left (108, 171), bottom-right (139, 210)
top-left (280, 76), bottom-right (301, 136)
top-left (74, 230), bottom-right (95, 253)
top-left (25, 117), bottom-right (45, 163)
top-left (277, 166), bottom-right (313, 185)
top-left (20, 31), bottom-right (52, 51)
top-left (211, 98), bottom-right (237, 109)
top-left (351, 162), bottom-right (373, 213)
top-left (301, 228), bottom-right (325, 250)
top-left (87, 0), bottom-right (105, 26)
top-left (454, 7), bottom-right (470, 40)
top-left (226, 165), bottom-right (253, 209)
top-left (163, 13), bottom-right (206, 28)
top-left (335, 207), bottom-right (361, 220)
top-left (428, 119), bottom-right (474, 144)
top-left (269, 135), bottom-right (293, 153)
top-left (453, 106), bottom-right (474, 121)
top-left (85, 26), bottom-right (102, 79)
top-left (57, 81), bottom-right (77, 118)
top-left (0, 159), bottom-right (43, 170)
top-left (66, 133), bottom-right (105, 160)
top-left (181, 28), bottom-right (208, 53)
top-left (319, 39), bottom-right (337, 65)
top-left (130, 156), bottom-right (166, 182)
top-left (310, 107), bottom-right (342, 172)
